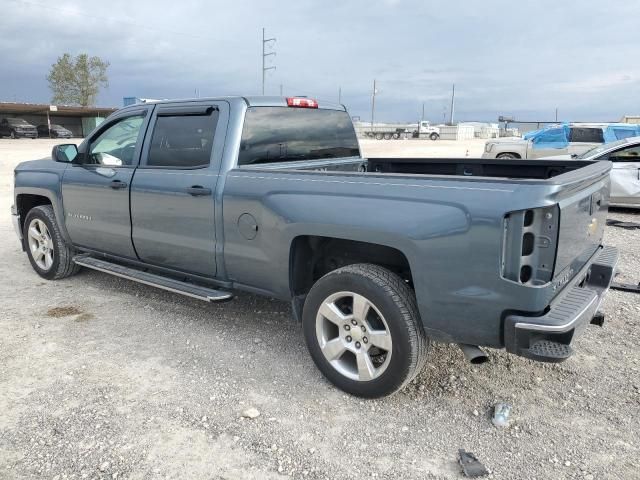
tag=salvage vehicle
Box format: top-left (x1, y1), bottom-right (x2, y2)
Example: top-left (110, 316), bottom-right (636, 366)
top-left (0, 117), bottom-right (38, 139)
top-left (11, 96), bottom-right (618, 398)
top-left (482, 123), bottom-right (640, 160)
top-left (37, 123), bottom-right (73, 139)
top-left (544, 136), bottom-right (640, 209)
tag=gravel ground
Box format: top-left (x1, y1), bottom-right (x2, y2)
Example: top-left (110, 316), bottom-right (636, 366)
top-left (0, 139), bottom-right (638, 479)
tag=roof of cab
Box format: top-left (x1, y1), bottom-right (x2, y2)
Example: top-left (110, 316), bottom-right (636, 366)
top-left (117, 96), bottom-right (346, 112)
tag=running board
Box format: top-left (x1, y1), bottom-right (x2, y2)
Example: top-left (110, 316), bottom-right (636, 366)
top-left (73, 255), bottom-right (233, 302)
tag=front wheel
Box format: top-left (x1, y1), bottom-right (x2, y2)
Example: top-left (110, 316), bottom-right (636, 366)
top-left (496, 152), bottom-right (519, 159)
top-left (23, 205), bottom-right (80, 280)
top-left (302, 264), bottom-right (429, 398)
top-left (429, 132), bottom-right (439, 141)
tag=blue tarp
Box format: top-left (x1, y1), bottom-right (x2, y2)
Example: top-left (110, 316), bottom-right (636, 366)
top-left (603, 124), bottom-right (640, 142)
top-left (530, 124), bottom-right (569, 149)
top-left (529, 123), bottom-right (640, 149)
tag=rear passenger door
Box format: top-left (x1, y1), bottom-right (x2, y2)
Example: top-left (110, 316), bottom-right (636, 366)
top-left (130, 101), bottom-right (228, 277)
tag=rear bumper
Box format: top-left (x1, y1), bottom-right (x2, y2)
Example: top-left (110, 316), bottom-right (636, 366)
top-left (504, 245), bottom-right (618, 362)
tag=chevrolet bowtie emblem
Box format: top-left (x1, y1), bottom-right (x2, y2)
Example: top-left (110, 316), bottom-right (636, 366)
top-left (588, 218), bottom-right (598, 235)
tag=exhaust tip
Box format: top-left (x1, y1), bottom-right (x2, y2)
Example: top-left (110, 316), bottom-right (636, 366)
top-left (459, 344), bottom-right (489, 364)
top-left (469, 355), bottom-right (489, 365)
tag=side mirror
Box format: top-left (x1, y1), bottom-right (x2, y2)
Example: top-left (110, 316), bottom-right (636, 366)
top-left (52, 144), bottom-right (78, 163)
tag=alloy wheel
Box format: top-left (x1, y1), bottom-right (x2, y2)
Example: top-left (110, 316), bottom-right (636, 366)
top-left (27, 218), bottom-right (54, 271)
top-left (315, 291), bottom-right (393, 381)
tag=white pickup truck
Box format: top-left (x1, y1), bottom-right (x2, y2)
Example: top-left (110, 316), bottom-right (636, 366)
top-left (483, 124), bottom-right (609, 159)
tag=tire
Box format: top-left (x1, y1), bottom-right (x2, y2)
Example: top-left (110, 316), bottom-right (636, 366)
top-left (23, 205), bottom-right (80, 280)
top-left (10, 130), bottom-right (16, 139)
top-left (375, 133), bottom-right (384, 140)
top-left (383, 133), bottom-right (392, 140)
top-left (302, 263), bottom-right (429, 398)
top-left (496, 153), bottom-right (519, 159)
top-left (392, 133), bottom-right (400, 140)
top-left (429, 132), bottom-right (439, 141)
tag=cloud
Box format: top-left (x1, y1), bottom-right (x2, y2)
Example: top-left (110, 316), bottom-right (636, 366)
top-left (0, 0), bottom-right (638, 122)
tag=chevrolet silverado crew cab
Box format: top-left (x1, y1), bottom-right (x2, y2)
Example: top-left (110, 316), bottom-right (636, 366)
top-left (11, 96), bottom-right (618, 398)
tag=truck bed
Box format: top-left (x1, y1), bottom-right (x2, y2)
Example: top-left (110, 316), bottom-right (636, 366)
top-left (366, 157), bottom-right (593, 180)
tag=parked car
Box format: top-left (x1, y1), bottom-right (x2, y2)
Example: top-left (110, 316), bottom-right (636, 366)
top-left (0, 118), bottom-right (38, 139)
top-left (37, 124), bottom-right (73, 139)
top-left (11, 96), bottom-right (617, 398)
top-left (544, 136), bottom-right (640, 209)
top-left (482, 123), bottom-right (640, 159)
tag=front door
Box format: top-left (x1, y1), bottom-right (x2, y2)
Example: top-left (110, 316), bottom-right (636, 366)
top-left (130, 101), bottom-right (227, 277)
top-left (61, 108), bottom-right (150, 257)
top-left (606, 144), bottom-right (640, 206)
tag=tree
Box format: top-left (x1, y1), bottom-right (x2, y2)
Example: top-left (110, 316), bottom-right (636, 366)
top-left (47, 53), bottom-right (109, 107)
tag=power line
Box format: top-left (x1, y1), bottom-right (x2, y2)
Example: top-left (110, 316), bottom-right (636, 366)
top-left (262, 28), bottom-right (276, 95)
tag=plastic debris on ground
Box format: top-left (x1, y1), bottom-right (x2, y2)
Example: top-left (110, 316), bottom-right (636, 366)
top-left (458, 449), bottom-right (489, 478)
top-left (492, 402), bottom-right (511, 428)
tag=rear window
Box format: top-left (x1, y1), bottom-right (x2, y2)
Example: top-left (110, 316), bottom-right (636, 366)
top-left (238, 107), bottom-right (360, 166)
top-left (569, 127), bottom-right (604, 143)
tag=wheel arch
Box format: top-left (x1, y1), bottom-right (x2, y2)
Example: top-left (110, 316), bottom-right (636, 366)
top-left (496, 152), bottom-right (521, 159)
top-left (15, 188), bottom-right (71, 243)
top-left (289, 235), bottom-right (415, 322)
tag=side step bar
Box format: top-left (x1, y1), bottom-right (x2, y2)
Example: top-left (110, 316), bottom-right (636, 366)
top-left (73, 255), bottom-right (233, 302)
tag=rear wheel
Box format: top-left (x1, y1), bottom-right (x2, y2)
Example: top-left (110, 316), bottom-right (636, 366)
top-left (375, 133), bottom-right (383, 140)
top-left (23, 205), bottom-right (80, 280)
top-left (383, 133), bottom-right (392, 140)
top-left (10, 130), bottom-right (16, 139)
top-left (302, 264), bottom-right (429, 398)
top-left (429, 132), bottom-right (439, 141)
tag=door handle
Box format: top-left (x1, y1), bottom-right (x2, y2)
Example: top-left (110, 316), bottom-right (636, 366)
top-left (187, 186), bottom-right (212, 196)
top-left (110, 180), bottom-right (128, 189)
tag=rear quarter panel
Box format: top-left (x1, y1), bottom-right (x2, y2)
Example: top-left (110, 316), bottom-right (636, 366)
top-left (222, 168), bottom-right (568, 346)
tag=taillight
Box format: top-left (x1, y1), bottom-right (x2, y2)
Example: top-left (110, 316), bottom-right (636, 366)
top-left (502, 205), bottom-right (559, 285)
top-left (286, 97), bottom-right (318, 108)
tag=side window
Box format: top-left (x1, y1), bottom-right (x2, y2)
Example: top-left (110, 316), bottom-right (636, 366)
top-left (88, 115), bottom-right (145, 166)
top-left (532, 128), bottom-right (567, 146)
top-left (569, 128), bottom-right (604, 143)
top-left (607, 145), bottom-right (640, 162)
top-left (147, 110), bottom-right (219, 168)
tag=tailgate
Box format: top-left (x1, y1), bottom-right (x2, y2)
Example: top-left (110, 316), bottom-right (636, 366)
top-left (553, 164), bottom-right (610, 279)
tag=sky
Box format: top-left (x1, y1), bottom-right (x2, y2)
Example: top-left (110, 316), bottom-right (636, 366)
top-left (0, 0), bottom-right (639, 123)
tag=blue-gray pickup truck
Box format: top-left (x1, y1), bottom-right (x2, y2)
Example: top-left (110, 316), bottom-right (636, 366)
top-left (11, 96), bottom-right (618, 397)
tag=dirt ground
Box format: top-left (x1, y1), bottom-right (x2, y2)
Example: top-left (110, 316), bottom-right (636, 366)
top-left (0, 139), bottom-right (638, 480)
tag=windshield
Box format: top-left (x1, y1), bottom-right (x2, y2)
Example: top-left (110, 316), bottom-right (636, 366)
top-left (576, 137), bottom-right (634, 159)
top-left (7, 118), bottom-right (29, 125)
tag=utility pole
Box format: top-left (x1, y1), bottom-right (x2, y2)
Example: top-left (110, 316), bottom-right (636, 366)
top-left (280, 84), bottom-right (283, 96)
top-left (421, 102), bottom-right (425, 123)
top-left (262, 28), bottom-right (276, 95)
top-left (555, 107), bottom-right (558, 122)
top-left (449, 83), bottom-right (456, 125)
top-left (338, 86), bottom-right (342, 105)
top-left (370, 79), bottom-right (377, 132)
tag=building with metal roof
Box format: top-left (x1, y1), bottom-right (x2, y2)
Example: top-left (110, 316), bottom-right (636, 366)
top-left (0, 102), bottom-right (117, 137)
